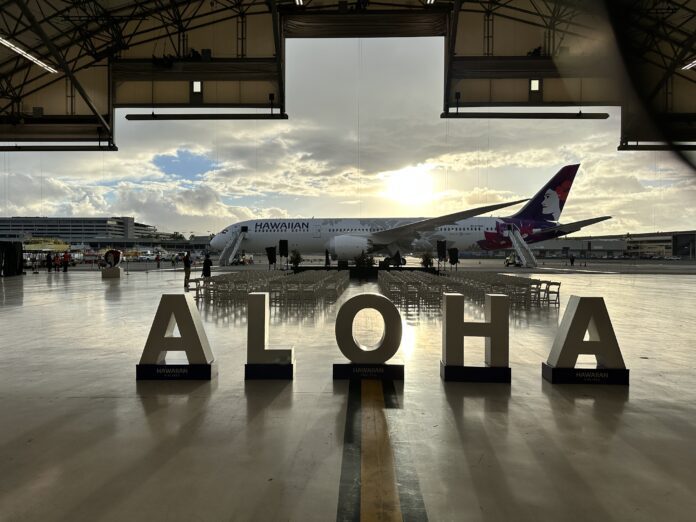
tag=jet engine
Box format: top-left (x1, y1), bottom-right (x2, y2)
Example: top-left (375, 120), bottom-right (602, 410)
top-left (410, 238), bottom-right (433, 252)
top-left (328, 235), bottom-right (372, 260)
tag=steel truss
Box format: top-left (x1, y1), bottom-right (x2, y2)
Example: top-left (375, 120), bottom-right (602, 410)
top-left (0, 1), bottom-right (693, 150)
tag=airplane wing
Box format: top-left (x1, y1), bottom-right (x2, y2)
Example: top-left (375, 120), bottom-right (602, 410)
top-left (370, 199), bottom-right (529, 244)
top-left (537, 216), bottom-right (612, 236)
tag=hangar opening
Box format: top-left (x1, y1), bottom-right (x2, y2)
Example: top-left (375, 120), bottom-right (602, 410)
top-left (1, 3), bottom-right (696, 522)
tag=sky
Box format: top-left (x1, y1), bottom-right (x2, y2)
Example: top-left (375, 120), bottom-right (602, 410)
top-left (0, 37), bottom-right (694, 237)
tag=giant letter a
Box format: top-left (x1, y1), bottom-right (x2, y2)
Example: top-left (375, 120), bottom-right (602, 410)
top-left (543, 296), bottom-right (628, 385)
top-left (136, 294), bottom-right (215, 380)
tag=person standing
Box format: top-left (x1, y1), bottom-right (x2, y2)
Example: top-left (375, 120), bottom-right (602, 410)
top-left (202, 253), bottom-right (212, 278)
top-left (155, 254), bottom-right (161, 269)
top-left (63, 251), bottom-right (70, 272)
top-left (183, 251), bottom-right (192, 290)
top-left (46, 252), bottom-right (53, 273)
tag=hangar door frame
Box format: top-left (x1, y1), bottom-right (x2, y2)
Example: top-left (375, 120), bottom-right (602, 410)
top-left (0, 1), bottom-right (694, 152)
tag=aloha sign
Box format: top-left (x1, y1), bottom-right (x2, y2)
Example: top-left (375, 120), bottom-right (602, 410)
top-left (136, 292), bottom-right (628, 385)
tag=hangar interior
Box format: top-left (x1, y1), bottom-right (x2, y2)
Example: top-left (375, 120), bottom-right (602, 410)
top-left (1, 2), bottom-right (696, 521)
top-left (0, 0), bottom-right (694, 151)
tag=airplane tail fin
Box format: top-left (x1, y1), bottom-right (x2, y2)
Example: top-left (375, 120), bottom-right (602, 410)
top-left (511, 164), bottom-right (579, 222)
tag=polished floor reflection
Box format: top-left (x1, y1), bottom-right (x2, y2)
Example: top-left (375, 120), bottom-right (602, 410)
top-left (1, 269), bottom-right (695, 521)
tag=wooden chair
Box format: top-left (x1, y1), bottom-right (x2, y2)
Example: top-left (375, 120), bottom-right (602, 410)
top-left (544, 282), bottom-right (561, 307)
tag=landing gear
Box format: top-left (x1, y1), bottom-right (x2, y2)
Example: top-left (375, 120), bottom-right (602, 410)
top-left (381, 252), bottom-right (407, 267)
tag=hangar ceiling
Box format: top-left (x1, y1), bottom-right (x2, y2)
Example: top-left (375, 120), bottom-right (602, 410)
top-left (0, 0), bottom-right (693, 152)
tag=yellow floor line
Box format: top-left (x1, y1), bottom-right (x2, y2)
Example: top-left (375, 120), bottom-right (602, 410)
top-left (360, 379), bottom-right (402, 522)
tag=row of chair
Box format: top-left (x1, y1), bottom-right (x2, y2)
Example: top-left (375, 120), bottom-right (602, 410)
top-left (444, 272), bottom-right (561, 307)
top-left (378, 270), bottom-right (561, 309)
top-left (378, 271), bottom-right (446, 307)
top-left (192, 270), bottom-right (349, 306)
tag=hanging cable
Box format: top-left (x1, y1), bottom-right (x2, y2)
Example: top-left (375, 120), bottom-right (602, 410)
top-left (357, 38), bottom-right (362, 219)
top-left (476, 124), bottom-right (480, 194)
top-left (5, 152), bottom-right (9, 217)
top-left (486, 116), bottom-right (490, 203)
top-left (445, 114), bottom-right (450, 200)
top-left (40, 152), bottom-right (43, 217)
top-left (3, 152), bottom-right (7, 216)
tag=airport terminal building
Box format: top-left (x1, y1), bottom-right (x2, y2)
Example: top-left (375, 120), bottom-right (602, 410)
top-left (0, 217), bottom-right (217, 252)
top-left (0, 216), bottom-right (167, 243)
top-left (529, 230), bottom-right (696, 259)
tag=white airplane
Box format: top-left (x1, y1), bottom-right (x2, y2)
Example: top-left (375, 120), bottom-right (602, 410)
top-left (210, 165), bottom-right (610, 265)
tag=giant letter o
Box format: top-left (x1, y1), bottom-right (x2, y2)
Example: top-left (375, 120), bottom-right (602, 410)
top-left (335, 293), bottom-right (402, 364)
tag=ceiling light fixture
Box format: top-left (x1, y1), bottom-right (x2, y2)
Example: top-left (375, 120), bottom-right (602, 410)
top-left (426, 0), bottom-right (435, 4)
top-left (295, 0), bottom-right (303, 5)
top-left (682, 59), bottom-right (696, 70)
top-left (0, 35), bottom-right (57, 73)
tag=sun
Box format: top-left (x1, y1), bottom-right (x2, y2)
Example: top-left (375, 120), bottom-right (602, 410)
top-left (381, 164), bottom-right (436, 206)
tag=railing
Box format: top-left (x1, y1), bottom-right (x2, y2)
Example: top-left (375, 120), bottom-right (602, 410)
top-left (507, 225), bottom-right (538, 268)
top-left (219, 231), bottom-right (246, 266)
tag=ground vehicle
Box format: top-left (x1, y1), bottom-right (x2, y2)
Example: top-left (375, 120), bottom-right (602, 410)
top-left (504, 253), bottom-right (522, 267)
top-left (231, 254), bottom-right (254, 265)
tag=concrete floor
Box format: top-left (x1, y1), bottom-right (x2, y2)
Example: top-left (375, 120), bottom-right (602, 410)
top-left (1, 269), bottom-right (695, 521)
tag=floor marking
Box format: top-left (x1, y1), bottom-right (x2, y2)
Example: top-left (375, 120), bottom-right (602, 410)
top-left (382, 383), bottom-right (429, 522)
top-left (337, 380), bottom-right (362, 521)
top-left (337, 380), bottom-right (428, 521)
top-left (535, 267), bottom-right (618, 274)
top-left (361, 379), bottom-right (403, 521)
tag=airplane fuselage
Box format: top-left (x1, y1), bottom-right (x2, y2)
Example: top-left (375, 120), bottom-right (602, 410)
top-left (211, 216), bottom-right (562, 260)
top-left (209, 164), bottom-right (605, 263)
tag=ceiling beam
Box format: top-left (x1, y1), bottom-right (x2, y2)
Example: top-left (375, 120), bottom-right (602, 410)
top-left (268, 0), bottom-right (285, 114)
top-left (125, 113), bottom-right (288, 120)
top-left (13, 0), bottom-right (112, 136)
top-left (444, 0), bottom-right (462, 112)
top-left (441, 111), bottom-right (610, 119)
top-left (0, 144), bottom-right (119, 151)
top-left (646, 31), bottom-right (696, 102)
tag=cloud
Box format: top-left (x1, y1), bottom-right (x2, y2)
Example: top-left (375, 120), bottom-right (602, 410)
top-left (107, 181), bottom-right (289, 233)
top-left (0, 39), bottom-right (693, 237)
top-left (0, 173), bottom-right (108, 216)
